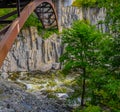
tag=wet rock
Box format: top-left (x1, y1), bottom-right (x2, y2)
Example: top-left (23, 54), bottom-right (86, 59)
top-left (40, 64), bottom-right (52, 72)
top-left (56, 93), bottom-right (69, 100)
top-left (0, 72), bottom-right (9, 79)
top-left (52, 63), bottom-right (60, 70)
top-left (0, 80), bottom-right (72, 112)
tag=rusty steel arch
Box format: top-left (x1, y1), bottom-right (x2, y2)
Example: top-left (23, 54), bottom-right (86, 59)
top-left (0, 0), bottom-right (58, 68)
top-left (35, 2), bottom-right (58, 29)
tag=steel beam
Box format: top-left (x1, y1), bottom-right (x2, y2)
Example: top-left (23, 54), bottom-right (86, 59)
top-left (0, 0), bottom-right (58, 68)
top-left (0, 20), bottom-right (12, 24)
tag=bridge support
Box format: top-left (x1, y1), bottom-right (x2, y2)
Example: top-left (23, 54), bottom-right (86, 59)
top-left (0, 0), bottom-right (58, 68)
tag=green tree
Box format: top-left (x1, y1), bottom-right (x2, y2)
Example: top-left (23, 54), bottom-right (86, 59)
top-left (90, 36), bottom-right (120, 111)
top-left (60, 20), bottom-right (120, 111)
top-left (90, 0), bottom-right (120, 111)
top-left (60, 20), bottom-right (103, 107)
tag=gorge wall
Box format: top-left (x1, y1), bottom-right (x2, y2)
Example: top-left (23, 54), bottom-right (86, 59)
top-left (0, 27), bottom-right (62, 73)
top-left (0, 5), bottom-right (106, 73)
top-left (61, 7), bottom-right (106, 31)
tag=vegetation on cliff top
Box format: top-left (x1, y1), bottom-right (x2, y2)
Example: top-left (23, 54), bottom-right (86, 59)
top-left (72, 0), bottom-right (97, 7)
top-left (23, 13), bottom-right (58, 39)
top-left (73, 0), bottom-right (120, 7)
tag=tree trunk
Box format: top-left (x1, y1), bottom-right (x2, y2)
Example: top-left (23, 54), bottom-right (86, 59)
top-left (81, 68), bottom-right (86, 106)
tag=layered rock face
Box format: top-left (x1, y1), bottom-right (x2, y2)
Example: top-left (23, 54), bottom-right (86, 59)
top-left (0, 6), bottom-right (106, 73)
top-left (0, 27), bottom-right (62, 73)
top-left (61, 7), bottom-right (106, 31)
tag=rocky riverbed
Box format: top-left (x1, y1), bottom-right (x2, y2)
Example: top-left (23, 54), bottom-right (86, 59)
top-left (0, 71), bottom-right (78, 112)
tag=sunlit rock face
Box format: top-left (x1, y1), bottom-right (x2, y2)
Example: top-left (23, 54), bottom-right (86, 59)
top-left (61, 7), bottom-right (106, 32)
top-left (0, 27), bottom-right (62, 72)
top-left (61, 7), bottom-right (83, 28)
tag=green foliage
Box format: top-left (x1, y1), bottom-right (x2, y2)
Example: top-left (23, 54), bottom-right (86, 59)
top-left (0, 9), bottom-right (41, 28)
top-left (0, 9), bottom-right (58, 39)
top-left (98, 0), bottom-right (120, 70)
top-left (60, 20), bottom-right (102, 75)
top-left (90, 67), bottom-right (120, 111)
top-left (60, 20), bottom-right (104, 106)
top-left (23, 13), bottom-right (42, 28)
top-left (101, 0), bottom-right (120, 36)
top-left (63, 1), bottom-right (120, 111)
top-left (37, 28), bottom-right (58, 39)
top-left (73, 105), bottom-right (101, 112)
top-left (72, 0), bottom-right (97, 7)
top-left (0, 8), bottom-right (16, 18)
top-left (83, 105), bottom-right (101, 112)
top-left (72, 0), bottom-right (116, 7)
top-left (0, 8), bottom-right (16, 29)
top-left (60, 20), bottom-right (120, 111)
top-left (23, 13), bottom-right (58, 39)
top-left (94, 1), bottom-right (120, 110)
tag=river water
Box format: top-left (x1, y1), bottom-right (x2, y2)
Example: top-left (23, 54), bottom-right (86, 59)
top-left (8, 71), bottom-right (81, 108)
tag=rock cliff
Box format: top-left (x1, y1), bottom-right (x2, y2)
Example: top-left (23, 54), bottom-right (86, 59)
top-left (0, 6), bottom-right (106, 73)
top-left (0, 27), bottom-right (62, 73)
top-left (61, 7), bottom-right (106, 31)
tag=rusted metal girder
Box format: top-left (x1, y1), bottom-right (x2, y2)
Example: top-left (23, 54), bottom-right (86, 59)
top-left (0, 0), bottom-right (58, 68)
top-left (0, 25), bottom-right (10, 35)
top-left (0, 0), bottom-right (31, 8)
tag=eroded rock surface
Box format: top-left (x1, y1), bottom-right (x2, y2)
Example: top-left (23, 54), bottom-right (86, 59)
top-left (0, 79), bottom-right (72, 112)
top-left (0, 27), bottom-right (62, 73)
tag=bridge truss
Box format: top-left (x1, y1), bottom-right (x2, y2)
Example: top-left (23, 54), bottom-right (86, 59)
top-left (0, 0), bottom-right (58, 68)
